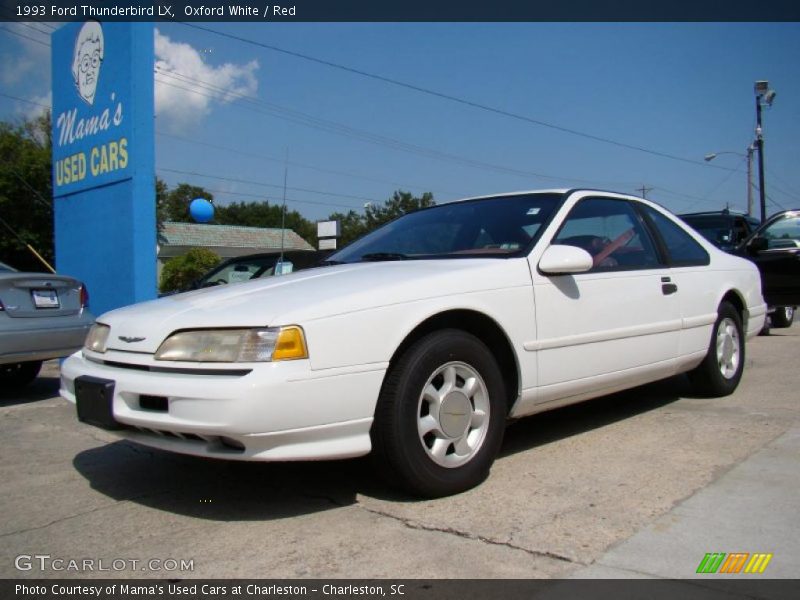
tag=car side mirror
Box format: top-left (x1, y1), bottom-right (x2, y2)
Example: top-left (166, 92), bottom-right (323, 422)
top-left (538, 244), bottom-right (593, 275)
top-left (748, 236), bottom-right (768, 253)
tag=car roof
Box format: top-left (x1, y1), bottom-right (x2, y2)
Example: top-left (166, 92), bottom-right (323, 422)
top-left (445, 188), bottom-right (676, 206)
top-left (679, 210), bottom-right (751, 218)
top-left (452, 189), bottom-right (569, 202)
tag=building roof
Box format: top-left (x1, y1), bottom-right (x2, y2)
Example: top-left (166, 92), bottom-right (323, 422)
top-left (157, 222), bottom-right (315, 258)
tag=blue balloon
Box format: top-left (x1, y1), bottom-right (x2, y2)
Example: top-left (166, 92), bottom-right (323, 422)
top-left (189, 198), bottom-right (214, 223)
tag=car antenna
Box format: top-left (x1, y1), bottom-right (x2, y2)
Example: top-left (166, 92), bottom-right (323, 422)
top-left (279, 147), bottom-right (288, 268)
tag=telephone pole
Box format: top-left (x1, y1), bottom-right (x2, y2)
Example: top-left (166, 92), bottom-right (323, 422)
top-left (754, 80), bottom-right (776, 223)
top-left (636, 185), bottom-right (653, 199)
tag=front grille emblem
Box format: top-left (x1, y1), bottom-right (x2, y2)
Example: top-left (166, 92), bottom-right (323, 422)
top-left (118, 336), bottom-right (146, 343)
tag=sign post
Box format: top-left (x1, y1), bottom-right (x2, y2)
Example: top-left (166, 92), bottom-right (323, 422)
top-left (51, 21), bottom-right (156, 316)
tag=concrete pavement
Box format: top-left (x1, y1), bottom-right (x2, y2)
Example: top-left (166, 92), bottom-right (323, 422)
top-left (572, 427), bottom-right (800, 579)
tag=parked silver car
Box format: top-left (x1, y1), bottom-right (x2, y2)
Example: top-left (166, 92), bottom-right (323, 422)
top-left (0, 261), bottom-right (94, 388)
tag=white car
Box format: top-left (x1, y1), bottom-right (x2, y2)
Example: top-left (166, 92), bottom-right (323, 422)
top-left (61, 190), bottom-right (766, 497)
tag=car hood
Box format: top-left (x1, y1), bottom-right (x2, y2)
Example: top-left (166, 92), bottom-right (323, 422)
top-left (100, 259), bottom-right (531, 353)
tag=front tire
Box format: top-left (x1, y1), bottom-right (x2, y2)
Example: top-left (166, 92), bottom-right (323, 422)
top-left (0, 360), bottom-right (43, 389)
top-left (688, 302), bottom-right (744, 397)
top-left (771, 306), bottom-right (795, 329)
top-left (371, 329), bottom-right (507, 498)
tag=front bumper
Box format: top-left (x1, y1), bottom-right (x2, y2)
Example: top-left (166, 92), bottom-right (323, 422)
top-left (60, 350), bottom-right (387, 461)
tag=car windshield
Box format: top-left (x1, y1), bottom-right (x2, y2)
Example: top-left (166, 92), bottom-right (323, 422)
top-left (198, 256), bottom-right (280, 287)
top-left (329, 193), bottom-right (563, 264)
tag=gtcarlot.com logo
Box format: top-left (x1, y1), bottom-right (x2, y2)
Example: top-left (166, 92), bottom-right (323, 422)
top-left (14, 554), bottom-right (194, 573)
top-left (696, 552), bottom-right (773, 574)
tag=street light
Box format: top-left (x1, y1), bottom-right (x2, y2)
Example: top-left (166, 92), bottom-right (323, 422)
top-left (754, 80), bottom-right (776, 222)
top-left (704, 146), bottom-right (756, 216)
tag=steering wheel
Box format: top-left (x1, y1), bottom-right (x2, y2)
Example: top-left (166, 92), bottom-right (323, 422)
top-left (593, 228), bottom-right (635, 267)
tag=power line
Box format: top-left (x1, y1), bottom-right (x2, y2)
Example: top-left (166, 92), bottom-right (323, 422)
top-left (1, 26), bottom-right (779, 216)
top-left (157, 68), bottom-right (755, 212)
top-left (3, 72), bottom-right (706, 212)
top-left (155, 131), bottom-right (467, 198)
top-left (0, 25), bottom-right (51, 47)
top-left (763, 172), bottom-right (800, 204)
top-left (653, 187), bottom-right (721, 206)
top-left (765, 193), bottom-right (785, 211)
top-left (679, 156), bottom-right (747, 213)
top-left (181, 23), bottom-right (739, 173)
top-left (15, 21), bottom-right (55, 37)
top-left (6, 166), bottom-right (53, 209)
top-left (0, 92), bottom-right (50, 110)
top-left (0, 6), bottom-right (56, 30)
top-left (159, 181), bottom-right (361, 212)
top-left (158, 167), bottom-right (376, 204)
top-left (155, 69), bottom-right (638, 188)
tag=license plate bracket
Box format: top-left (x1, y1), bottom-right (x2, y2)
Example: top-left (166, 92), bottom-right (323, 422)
top-left (75, 376), bottom-right (121, 430)
top-left (32, 289), bottom-right (59, 308)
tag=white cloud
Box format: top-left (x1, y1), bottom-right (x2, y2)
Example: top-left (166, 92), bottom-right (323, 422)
top-left (2, 26), bottom-right (258, 129)
top-left (154, 29), bottom-right (259, 131)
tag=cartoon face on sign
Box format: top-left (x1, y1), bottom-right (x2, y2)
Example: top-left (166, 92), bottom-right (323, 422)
top-left (71, 21), bottom-right (104, 105)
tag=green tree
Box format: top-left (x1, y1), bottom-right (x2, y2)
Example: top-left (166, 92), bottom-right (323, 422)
top-left (0, 112), bottom-right (54, 271)
top-left (158, 183), bottom-right (214, 224)
top-left (326, 190), bottom-right (435, 248)
top-left (159, 247), bottom-right (220, 293)
top-left (327, 210), bottom-right (367, 247)
top-left (214, 200), bottom-right (316, 247)
top-left (364, 190), bottom-right (435, 230)
top-left (155, 177), bottom-right (169, 228)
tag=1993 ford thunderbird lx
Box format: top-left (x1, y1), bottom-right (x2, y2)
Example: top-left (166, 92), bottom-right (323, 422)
top-left (61, 190), bottom-right (766, 497)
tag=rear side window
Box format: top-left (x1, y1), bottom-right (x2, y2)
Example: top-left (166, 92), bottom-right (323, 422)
top-left (643, 206), bottom-right (710, 266)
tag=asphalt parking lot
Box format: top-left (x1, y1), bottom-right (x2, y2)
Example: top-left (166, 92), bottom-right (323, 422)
top-left (2, 322), bottom-right (798, 580)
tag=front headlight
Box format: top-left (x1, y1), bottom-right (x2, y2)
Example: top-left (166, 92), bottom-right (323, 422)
top-left (84, 323), bottom-right (110, 353)
top-left (154, 326), bottom-right (308, 362)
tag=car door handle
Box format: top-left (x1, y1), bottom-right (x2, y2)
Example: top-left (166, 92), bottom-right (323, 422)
top-left (662, 283), bottom-right (678, 295)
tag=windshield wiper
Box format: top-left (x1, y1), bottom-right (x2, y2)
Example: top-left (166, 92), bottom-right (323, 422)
top-left (360, 252), bottom-right (409, 262)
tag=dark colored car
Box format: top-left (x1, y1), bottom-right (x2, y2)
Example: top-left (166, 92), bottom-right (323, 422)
top-left (679, 211), bottom-right (761, 252)
top-left (735, 210), bottom-right (800, 329)
top-left (0, 261), bottom-right (94, 388)
top-left (183, 250), bottom-right (333, 292)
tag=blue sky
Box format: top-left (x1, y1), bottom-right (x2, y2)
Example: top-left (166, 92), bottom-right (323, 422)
top-left (2, 22), bottom-right (799, 222)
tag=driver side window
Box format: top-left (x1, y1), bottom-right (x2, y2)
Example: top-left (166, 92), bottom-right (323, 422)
top-left (554, 198), bottom-right (660, 270)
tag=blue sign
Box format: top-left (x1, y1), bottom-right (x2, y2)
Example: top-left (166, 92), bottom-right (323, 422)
top-left (52, 21), bottom-right (137, 195)
top-left (52, 22), bottom-right (155, 316)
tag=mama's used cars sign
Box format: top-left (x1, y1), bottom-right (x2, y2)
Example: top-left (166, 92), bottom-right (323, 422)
top-left (52, 21), bottom-right (133, 194)
top-left (51, 22), bottom-right (155, 315)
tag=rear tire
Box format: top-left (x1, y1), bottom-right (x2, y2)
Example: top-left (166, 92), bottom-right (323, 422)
top-left (688, 302), bottom-right (744, 397)
top-left (0, 361), bottom-right (43, 389)
top-left (771, 306), bottom-right (795, 329)
top-left (371, 329), bottom-right (506, 498)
